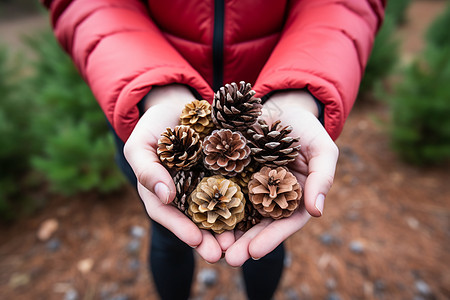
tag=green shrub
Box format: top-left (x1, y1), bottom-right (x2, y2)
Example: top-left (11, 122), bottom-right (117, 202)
top-left (389, 46), bottom-right (450, 165)
top-left (426, 3), bottom-right (450, 48)
top-left (0, 46), bottom-right (37, 220)
top-left (385, 0), bottom-right (411, 26)
top-left (26, 31), bottom-right (125, 195)
top-left (359, 15), bottom-right (399, 96)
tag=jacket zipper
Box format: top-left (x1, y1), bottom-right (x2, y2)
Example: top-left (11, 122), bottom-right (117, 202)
top-left (212, 0), bottom-right (225, 92)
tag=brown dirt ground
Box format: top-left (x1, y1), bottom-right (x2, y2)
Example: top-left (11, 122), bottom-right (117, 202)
top-left (1, 1), bottom-right (449, 299)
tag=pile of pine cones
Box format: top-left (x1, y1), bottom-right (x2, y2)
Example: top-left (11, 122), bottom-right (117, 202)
top-left (157, 81), bottom-right (303, 234)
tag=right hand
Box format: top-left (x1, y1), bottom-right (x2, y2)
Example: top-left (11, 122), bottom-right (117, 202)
top-left (124, 84), bottom-right (235, 263)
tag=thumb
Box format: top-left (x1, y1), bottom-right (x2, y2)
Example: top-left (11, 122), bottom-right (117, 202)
top-left (303, 142), bottom-right (339, 217)
top-left (124, 110), bottom-right (177, 204)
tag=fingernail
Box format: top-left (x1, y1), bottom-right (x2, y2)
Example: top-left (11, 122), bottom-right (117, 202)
top-left (315, 193), bottom-right (325, 216)
top-left (251, 256), bottom-right (260, 261)
top-left (154, 182), bottom-right (170, 204)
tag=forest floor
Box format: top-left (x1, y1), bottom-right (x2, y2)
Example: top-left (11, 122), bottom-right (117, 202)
top-left (0, 1), bottom-right (449, 299)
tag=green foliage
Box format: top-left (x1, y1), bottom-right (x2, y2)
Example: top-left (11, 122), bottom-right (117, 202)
top-left (32, 122), bottom-right (123, 195)
top-left (26, 31), bottom-right (125, 195)
top-left (359, 15), bottom-right (399, 96)
top-left (0, 46), bottom-right (37, 220)
top-left (385, 0), bottom-right (411, 26)
top-left (426, 3), bottom-right (450, 48)
top-left (389, 46), bottom-right (450, 165)
top-left (359, 0), bottom-right (412, 98)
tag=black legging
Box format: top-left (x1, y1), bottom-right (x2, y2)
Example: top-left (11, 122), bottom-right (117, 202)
top-left (111, 126), bottom-right (285, 299)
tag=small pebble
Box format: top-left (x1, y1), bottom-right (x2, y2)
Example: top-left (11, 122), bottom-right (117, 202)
top-left (347, 211), bottom-right (360, 221)
top-left (349, 240), bottom-right (364, 254)
top-left (319, 233), bottom-right (334, 246)
top-left (374, 279), bottom-right (385, 293)
top-left (284, 288), bottom-right (300, 300)
top-left (37, 218), bottom-right (59, 241)
top-left (128, 258), bottom-right (140, 271)
top-left (109, 295), bottom-right (129, 300)
top-left (327, 292), bottom-right (342, 300)
top-left (126, 239), bottom-right (141, 255)
top-left (130, 226), bottom-right (145, 239)
top-left (197, 268), bottom-right (218, 287)
top-left (326, 278), bottom-right (337, 290)
top-left (46, 238), bottom-right (61, 252)
top-left (64, 288), bottom-right (78, 300)
top-left (415, 280), bottom-right (431, 296)
top-left (284, 251), bottom-right (292, 268)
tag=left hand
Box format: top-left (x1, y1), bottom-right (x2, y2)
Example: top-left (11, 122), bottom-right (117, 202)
top-left (225, 90), bottom-right (339, 266)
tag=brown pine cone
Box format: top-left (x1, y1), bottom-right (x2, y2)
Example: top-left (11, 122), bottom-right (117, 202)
top-left (180, 100), bottom-right (215, 138)
top-left (236, 201), bottom-right (263, 232)
top-left (203, 129), bottom-right (251, 176)
top-left (230, 161), bottom-right (259, 195)
top-left (157, 126), bottom-right (202, 170)
top-left (187, 175), bottom-right (245, 234)
top-left (172, 168), bottom-right (206, 214)
top-left (247, 119), bottom-right (301, 167)
top-left (211, 81), bottom-right (262, 131)
top-left (248, 166), bottom-right (302, 219)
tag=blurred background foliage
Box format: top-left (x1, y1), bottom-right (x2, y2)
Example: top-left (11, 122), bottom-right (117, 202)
top-left (1, 0), bottom-right (449, 221)
top-left (0, 31), bottom-right (125, 221)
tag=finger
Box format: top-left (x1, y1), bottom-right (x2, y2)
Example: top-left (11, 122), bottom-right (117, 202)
top-left (303, 141), bottom-right (339, 217)
top-left (225, 218), bottom-right (272, 267)
top-left (138, 183), bottom-right (202, 248)
top-left (248, 208), bottom-right (311, 259)
top-left (195, 230), bottom-right (223, 263)
top-left (214, 231), bottom-right (236, 252)
top-left (124, 108), bottom-right (178, 204)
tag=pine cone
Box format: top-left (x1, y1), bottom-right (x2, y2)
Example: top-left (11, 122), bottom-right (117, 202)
top-left (203, 129), bottom-right (251, 176)
top-left (211, 81), bottom-right (262, 131)
top-left (248, 166), bottom-right (302, 219)
top-left (180, 100), bottom-right (215, 138)
top-left (230, 161), bottom-right (259, 195)
top-left (187, 175), bottom-right (245, 234)
top-left (247, 119), bottom-right (301, 167)
top-left (172, 168), bottom-right (206, 214)
top-left (157, 125), bottom-right (202, 170)
top-left (236, 201), bottom-right (263, 232)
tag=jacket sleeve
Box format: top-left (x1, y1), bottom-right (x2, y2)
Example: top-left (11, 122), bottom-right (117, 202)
top-left (42, 0), bottom-right (213, 142)
top-left (253, 0), bottom-right (386, 141)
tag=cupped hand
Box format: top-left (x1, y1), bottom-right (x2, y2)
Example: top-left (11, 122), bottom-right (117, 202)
top-left (225, 90), bottom-right (339, 266)
top-left (124, 84), bottom-right (234, 263)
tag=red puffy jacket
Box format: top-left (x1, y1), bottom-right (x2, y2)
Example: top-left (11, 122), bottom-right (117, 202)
top-left (43, 0), bottom-right (385, 142)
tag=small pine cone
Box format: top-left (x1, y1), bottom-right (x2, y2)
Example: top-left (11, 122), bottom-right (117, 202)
top-left (180, 100), bottom-right (215, 138)
top-left (172, 168), bottom-right (206, 214)
top-left (230, 161), bottom-right (258, 195)
top-left (203, 129), bottom-right (251, 176)
top-left (248, 166), bottom-right (302, 219)
top-left (247, 119), bottom-right (301, 167)
top-left (157, 126), bottom-right (202, 170)
top-left (211, 81), bottom-right (262, 131)
top-left (236, 201), bottom-right (263, 232)
top-left (188, 175), bottom-right (245, 234)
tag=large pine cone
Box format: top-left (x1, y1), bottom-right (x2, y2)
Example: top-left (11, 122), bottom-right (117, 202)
top-left (247, 119), bottom-right (301, 167)
top-left (211, 81), bottom-right (262, 131)
top-left (203, 129), bottom-right (251, 176)
top-left (180, 100), bottom-right (215, 138)
top-left (157, 126), bottom-right (202, 170)
top-left (172, 168), bottom-right (206, 214)
top-left (248, 166), bottom-right (302, 219)
top-left (236, 201), bottom-right (263, 232)
top-left (187, 175), bottom-right (245, 234)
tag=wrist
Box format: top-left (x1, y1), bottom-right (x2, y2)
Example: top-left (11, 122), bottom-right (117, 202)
top-left (263, 90), bottom-right (320, 122)
top-left (143, 84), bottom-right (197, 112)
